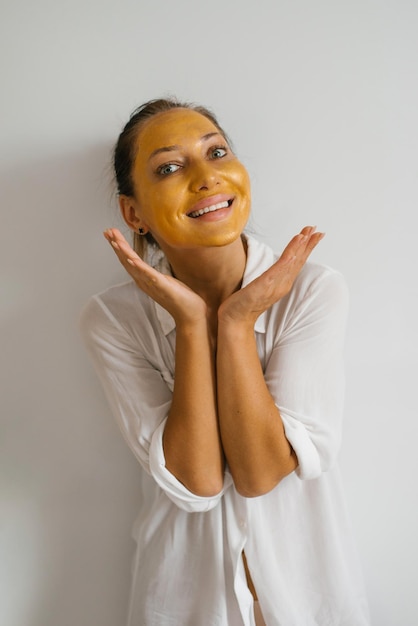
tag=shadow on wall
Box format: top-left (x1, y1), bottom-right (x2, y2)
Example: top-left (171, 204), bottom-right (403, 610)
top-left (0, 146), bottom-right (142, 626)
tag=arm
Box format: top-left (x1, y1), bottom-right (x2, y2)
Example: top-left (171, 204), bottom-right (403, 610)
top-left (217, 227), bottom-right (325, 496)
top-left (163, 318), bottom-right (224, 496)
top-left (104, 230), bottom-right (224, 497)
top-left (217, 319), bottom-right (297, 497)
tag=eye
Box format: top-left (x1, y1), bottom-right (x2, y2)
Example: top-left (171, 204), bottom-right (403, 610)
top-left (210, 145), bottom-right (228, 159)
top-left (157, 163), bottom-right (181, 176)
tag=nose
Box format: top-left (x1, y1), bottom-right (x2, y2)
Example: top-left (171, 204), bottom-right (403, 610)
top-left (189, 161), bottom-right (220, 192)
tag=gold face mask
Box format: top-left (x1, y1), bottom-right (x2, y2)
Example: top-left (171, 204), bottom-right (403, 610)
top-left (123, 108), bottom-right (251, 251)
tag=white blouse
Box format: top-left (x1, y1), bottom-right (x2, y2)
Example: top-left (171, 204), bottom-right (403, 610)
top-left (80, 235), bottom-right (370, 626)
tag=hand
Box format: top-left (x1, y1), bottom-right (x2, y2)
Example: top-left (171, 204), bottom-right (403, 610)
top-left (218, 226), bottom-right (325, 326)
top-left (104, 229), bottom-right (208, 326)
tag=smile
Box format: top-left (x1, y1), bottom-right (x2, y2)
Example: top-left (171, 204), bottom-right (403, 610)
top-left (188, 200), bottom-right (232, 219)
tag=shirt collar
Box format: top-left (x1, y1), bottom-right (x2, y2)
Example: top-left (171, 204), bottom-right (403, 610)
top-left (151, 234), bottom-right (275, 336)
top-left (241, 234), bottom-right (275, 334)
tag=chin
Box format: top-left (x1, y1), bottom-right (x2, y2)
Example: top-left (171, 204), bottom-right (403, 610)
top-left (199, 229), bottom-right (245, 248)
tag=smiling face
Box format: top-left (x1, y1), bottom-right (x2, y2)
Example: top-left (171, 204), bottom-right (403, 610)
top-left (120, 108), bottom-right (251, 253)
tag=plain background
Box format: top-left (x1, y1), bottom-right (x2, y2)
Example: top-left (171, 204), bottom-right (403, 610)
top-left (1, 0), bottom-right (417, 624)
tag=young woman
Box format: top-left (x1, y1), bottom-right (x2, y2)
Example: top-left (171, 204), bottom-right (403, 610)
top-left (81, 98), bottom-right (369, 625)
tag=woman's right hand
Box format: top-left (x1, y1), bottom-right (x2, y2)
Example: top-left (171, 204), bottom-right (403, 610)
top-left (104, 229), bottom-right (223, 495)
top-left (104, 229), bottom-right (208, 327)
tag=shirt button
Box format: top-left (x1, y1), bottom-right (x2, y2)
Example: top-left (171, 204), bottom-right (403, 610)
top-left (239, 519), bottom-right (247, 529)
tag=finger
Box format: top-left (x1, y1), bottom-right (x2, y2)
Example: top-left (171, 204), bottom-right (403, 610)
top-left (304, 231), bottom-right (325, 254)
top-left (104, 229), bottom-right (155, 284)
top-left (292, 231), bottom-right (325, 264)
top-left (104, 228), bottom-right (125, 243)
top-left (289, 225), bottom-right (317, 248)
top-left (300, 225), bottom-right (316, 236)
top-left (279, 232), bottom-right (309, 263)
top-left (104, 228), bottom-right (134, 253)
top-left (279, 229), bottom-right (325, 270)
top-left (104, 229), bottom-right (138, 262)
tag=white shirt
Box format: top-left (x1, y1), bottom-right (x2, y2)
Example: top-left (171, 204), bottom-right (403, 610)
top-left (80, 235), bottom-right (370, 626)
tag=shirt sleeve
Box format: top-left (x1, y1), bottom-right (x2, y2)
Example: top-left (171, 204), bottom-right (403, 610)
top-left (79, 295), bottom-right (230, 512)
top-left (263, 267), bottom-right (349, 480)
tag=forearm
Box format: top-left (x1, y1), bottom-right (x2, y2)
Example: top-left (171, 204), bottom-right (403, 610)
top-left (163, 320), bottom-right (224, 496)
top-left (217, 320), bottom-right (297, 497)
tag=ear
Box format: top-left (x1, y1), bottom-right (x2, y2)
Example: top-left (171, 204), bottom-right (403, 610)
top-left (119, 195), bottom-right (149, 234)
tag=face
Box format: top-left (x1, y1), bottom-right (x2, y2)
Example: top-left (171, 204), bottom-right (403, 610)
top-left (122, 108), bottom-right (251, 251)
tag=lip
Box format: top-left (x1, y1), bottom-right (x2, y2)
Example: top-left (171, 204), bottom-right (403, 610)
top-left (187, 194), bottom-right (234, 216)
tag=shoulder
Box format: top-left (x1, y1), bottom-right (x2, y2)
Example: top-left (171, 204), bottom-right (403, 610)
top-left (79, 279), bottom-right (155, 343)
top-left (294, 262), bottom-right (349, 320)
top-left (295, 261), bottom-right (348, 298)
top-left (277, 262), bottom-right (350, 333)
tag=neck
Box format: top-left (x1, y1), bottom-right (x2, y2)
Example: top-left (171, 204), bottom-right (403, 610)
top-left (161, 236), bottom-right (247, 309)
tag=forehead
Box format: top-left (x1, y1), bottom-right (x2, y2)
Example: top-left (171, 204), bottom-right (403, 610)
top-left (135, 108), bottom-right (221, 155)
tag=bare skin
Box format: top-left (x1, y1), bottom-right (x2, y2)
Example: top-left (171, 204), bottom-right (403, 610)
top-left (104, 224), bottom-right (324, 496)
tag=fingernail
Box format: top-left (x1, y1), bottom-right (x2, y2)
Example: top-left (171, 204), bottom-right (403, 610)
top-left (111, 241), bottom-right (119, 250)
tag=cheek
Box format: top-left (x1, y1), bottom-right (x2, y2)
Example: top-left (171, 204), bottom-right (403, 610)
top-left (234, 168), bottom-right (251, 220)
top-left (139, 177), bottom-right (184, 210)
top-left (139, 190), bottom-right (185, 237)
top-left (136, 187), bottom-right (173, 227)
top-left (225, 162), bottom-right (251, 196)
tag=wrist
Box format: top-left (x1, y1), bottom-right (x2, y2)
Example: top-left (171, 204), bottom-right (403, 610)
top-left (217, 314), bottom-right (256, 339)
top-left (175, 316), bottom-right (209, 334)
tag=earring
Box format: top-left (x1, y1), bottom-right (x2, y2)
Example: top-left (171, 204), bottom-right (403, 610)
top-left (138, 227), bottom-right (145, 235)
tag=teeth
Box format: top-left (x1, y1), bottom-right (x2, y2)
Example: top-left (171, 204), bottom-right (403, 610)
top-left (189, 201), bottom-right (229, 218)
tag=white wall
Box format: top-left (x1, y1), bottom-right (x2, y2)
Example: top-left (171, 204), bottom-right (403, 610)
top-left (1, 1), bottom-right (417, 624)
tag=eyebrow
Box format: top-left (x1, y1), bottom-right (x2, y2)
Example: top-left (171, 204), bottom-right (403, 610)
top-left (148, 132), bottom-right (223, 161)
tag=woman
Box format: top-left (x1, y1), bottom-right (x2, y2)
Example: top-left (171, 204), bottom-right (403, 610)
top-left (80, 98), bottom-right (369, 625)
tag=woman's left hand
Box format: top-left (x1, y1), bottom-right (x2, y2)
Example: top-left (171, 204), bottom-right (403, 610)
top-left (218, 226), bottom-right (324, 327)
